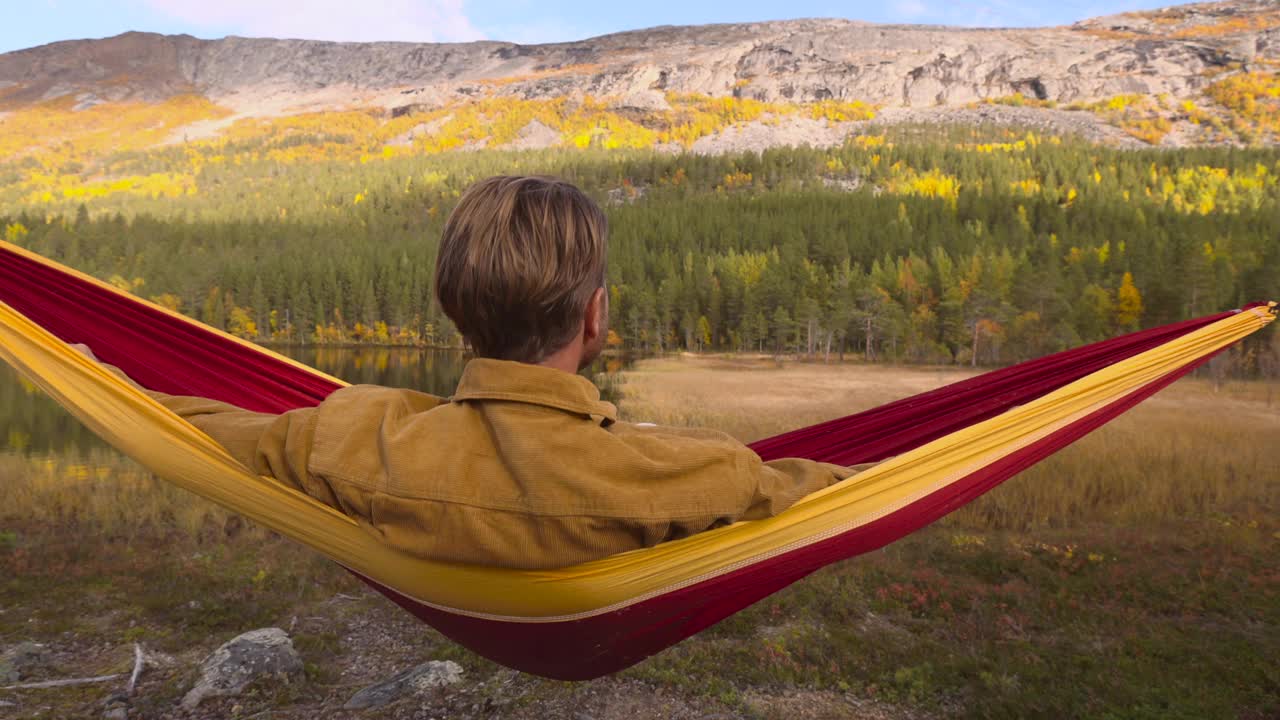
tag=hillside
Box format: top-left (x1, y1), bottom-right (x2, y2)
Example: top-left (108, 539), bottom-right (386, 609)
top-left (0, 0), bottom-right (1277, 167)
top-left (1, 0), bottom-right (1277, 108)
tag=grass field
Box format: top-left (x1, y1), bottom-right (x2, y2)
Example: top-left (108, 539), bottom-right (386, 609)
top-left (617, 356), bottom-right (1279, 530)
top-left (1, 356), bottom-right (1277, 719)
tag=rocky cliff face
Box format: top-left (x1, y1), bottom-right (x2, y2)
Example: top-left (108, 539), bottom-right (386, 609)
top-left (0, 0), bottom-right (1275, 116)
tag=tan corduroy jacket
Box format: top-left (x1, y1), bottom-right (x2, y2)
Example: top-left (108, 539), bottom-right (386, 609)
top-left (137, 358), bottom-right (852, 569)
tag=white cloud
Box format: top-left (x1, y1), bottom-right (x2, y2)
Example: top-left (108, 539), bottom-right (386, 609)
top-left (938, 0), bottom-right (1046, 27)
top-left (140, 0), bottom-right (483, 43)
top-left (480, 19), bottom-right (595, 45)
top-left (892, 0), bottom-right (929, 19)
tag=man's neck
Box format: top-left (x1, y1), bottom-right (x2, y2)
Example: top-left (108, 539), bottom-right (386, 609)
top-left (535, 342), bottom-right (584, 375)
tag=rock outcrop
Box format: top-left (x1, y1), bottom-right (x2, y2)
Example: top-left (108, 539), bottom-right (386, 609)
top-left (505, 119), bottom-right (562, 150)
top-left (0, 0), bottom-right (1274, 115)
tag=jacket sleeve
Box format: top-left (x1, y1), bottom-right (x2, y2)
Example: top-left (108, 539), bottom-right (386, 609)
top-left (98, 362), bottom-right (324, 500)
top-left (745, 456), bottom-right (862, 519)
top-left (606, 422), bottom-right (863, 542)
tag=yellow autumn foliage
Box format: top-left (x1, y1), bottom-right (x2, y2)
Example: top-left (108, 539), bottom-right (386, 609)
top-left (0, 95), bottom-right (228, 170)
top-left (886, 166), bottom-right (962, 207)
top-left (1068, 95), bottom-right (1172, 145)
top-left (1205, 72), bottom-right (1280, 143)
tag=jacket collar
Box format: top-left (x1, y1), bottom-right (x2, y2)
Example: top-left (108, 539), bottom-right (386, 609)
top-left (451, 358), bottom-right (618, 425)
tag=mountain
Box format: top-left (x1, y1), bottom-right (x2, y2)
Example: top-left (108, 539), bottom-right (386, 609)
top-left (0, 0), bottom-right (1277, 151)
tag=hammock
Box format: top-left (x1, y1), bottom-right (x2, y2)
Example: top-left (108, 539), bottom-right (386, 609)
top-left (0, 239), bottom-right (1273, 681)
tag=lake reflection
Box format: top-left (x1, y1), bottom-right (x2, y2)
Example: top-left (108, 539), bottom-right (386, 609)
top-left (295, 347), bottom-right (468, 392)
top-left (0, 348), bottom-right (625, 456)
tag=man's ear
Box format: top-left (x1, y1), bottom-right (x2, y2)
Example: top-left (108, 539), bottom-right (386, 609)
top-left (583, 287), bottom-right (606, 341)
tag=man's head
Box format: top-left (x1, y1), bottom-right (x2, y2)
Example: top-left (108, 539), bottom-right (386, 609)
top-left (435, 175), bottom-right (608, 369)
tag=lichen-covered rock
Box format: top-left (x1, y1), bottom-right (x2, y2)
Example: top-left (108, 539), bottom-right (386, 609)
top-left (0, 642), bottom-right (48, 683)
top-left (343, 660), bottom-right (463, 710)
top-left (181, 628), bottom-right (303, 710)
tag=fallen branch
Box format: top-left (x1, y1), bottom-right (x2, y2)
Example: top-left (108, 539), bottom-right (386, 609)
top-left (126, 643), bottom-right (144, 695)
top-left (1, 674), bottom-right (121, 690)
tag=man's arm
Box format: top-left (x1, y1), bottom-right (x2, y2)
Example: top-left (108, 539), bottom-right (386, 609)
top-left (606, 422), bottom-right (865, 543)
top-left (70, 343), bottom-right (322, 497)
top-left (152, 394), bottom-right (321, 496)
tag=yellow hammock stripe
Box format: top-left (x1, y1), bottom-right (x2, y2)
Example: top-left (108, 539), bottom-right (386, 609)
top-left (0, 287), bottom-right (1273, 621)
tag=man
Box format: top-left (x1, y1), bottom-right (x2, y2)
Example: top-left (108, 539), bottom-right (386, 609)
top-left (82, 175), bottom-right (854, 569)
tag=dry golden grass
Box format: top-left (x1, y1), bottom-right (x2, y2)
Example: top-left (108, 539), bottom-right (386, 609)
top-left (614, 354), bottom-right (1280, 530)
top-left (614, 354), bottom-right (981, 443)
top-left (2, 355), bottom-right (1276, 540)
top-left (0, 450), bottom-right (255, 541)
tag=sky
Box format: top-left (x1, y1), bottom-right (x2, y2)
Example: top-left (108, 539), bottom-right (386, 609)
top-left (2, 0), bottom-right (1193, 54)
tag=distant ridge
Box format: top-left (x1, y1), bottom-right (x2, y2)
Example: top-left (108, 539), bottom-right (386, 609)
top-left (0, 0), bottom-right (1276, 150)
top-left (0, 1), bottom-right (1274, 109)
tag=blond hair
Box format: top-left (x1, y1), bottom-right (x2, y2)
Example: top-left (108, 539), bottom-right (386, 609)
top-left (435, 176), bottom-right (608, 362)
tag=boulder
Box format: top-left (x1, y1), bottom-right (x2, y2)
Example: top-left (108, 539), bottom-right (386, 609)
top-left (181, 628), bottom-right (303, 709)
top-left (343, 660), bottom-right (464, 710)
top-left (0, 642), bottom-right (48, 683)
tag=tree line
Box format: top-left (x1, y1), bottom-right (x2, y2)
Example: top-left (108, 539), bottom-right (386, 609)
top-left (2, 129), bottom-right (1277, 372)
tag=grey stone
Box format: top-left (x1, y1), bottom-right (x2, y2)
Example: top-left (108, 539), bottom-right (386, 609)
top-left (0, 642), bottom-right (48, 683)
top-left (181, 628), bottom-right (303, 710)
top-left (343, 660), bottom-right (463, 710)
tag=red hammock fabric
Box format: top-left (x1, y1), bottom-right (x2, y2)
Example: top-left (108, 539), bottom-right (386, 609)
top-left (0, 242), bottom-right (1256, 679)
